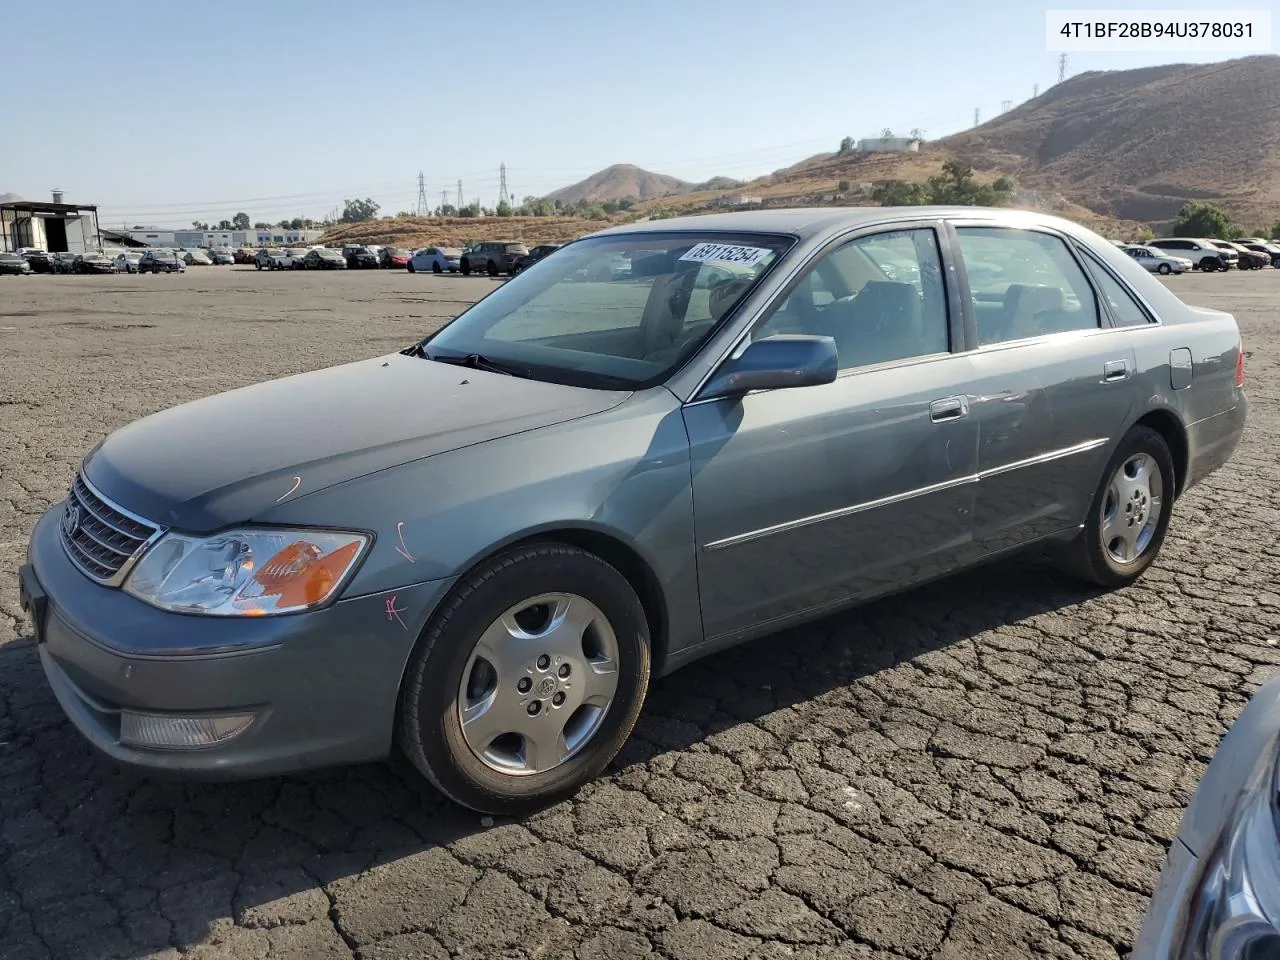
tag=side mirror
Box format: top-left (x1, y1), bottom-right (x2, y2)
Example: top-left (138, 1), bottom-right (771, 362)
top-left (700, 334), bottom-right (838, 400)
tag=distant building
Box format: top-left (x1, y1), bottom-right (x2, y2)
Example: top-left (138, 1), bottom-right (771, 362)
top-left (123, 227), bottom-right (325, 249)
top-left (856, 137), bottom-right (922, 154)
top-left (711, 194), bottom-right (763, 207)
top-left (0, 190), bottom-right (103, 254)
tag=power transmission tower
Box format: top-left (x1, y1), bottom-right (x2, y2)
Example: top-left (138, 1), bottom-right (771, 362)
top-left (1033, 83), bottom-right (1039, 98)
top-left (973, 108), bottom-right (980, 127)
top-left (498, 163), bottom-right (510, 207)
top-left (1001, 100), bottom-right (1013, 113)
top-left (1058, 53), bottom-right (1068, 83)
top-left (457, 180), bottom-right (464, 209)
top-left (415, 172), bottom-right (429, 217)
top-left (440, 190), bottom-right (449, 211)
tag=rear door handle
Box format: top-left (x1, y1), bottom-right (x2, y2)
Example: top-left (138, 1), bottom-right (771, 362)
top-left (1103, 359), bottom-right (1130, 382)
top-left (929, 396), bottom-right (969, 422)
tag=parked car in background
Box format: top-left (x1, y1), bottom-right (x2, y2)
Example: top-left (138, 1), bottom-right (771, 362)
top-left (1218, 240), bottom-right (1269, 270)
top-left (234, 248), bottom-right (256, 265)
top-left (183, 249), bottom-right (213, 267)
top-left (209, 249), bottom-right (235, 265)
top-left (1120, 244), bottom-right (1192, 275)
top-left (50, 252), bottom-right (80, 274)
top-left (378, 247), bottom-right (411, 269)
top-left (460, 241), bottom-right (529, 276)
top-left (71, 253), bottom-right (118, 275)
top-left (20, 249), bottom-right (53, 273)
top-left (0, 253), bottom-right (32, 275)
top-left (298, 247), bottom-right (348, 270)
top-left (138, 250), bottom-right (185, 274)
top-left (513, 244), bottom-right (561, 274)
top-left (1204, 240), bottom-right (1242, 269)
top-left (1148, 238), bottom-right (1233, 271)
top-left (254, 249), bottom-right (287, 270)
top-left (15, 207), bottom-right (1248, 815)
top-left (113, 252), bottom-right (144, 274)
top-left (1239, 240), bottom-right (1280, 267)
top-left (1132, 669), bottom-right (1280, 958)
top-left (342, 245), bottom-right (379, 269)
top-left (408, 246), bottom-right (461, 273)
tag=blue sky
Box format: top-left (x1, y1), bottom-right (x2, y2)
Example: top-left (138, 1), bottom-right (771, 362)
top-left (2, 0), bottom-right (1272, 226)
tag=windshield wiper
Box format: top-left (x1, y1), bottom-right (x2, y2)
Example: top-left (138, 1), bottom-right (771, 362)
top-left (420, 349), bottom-right (531, 379)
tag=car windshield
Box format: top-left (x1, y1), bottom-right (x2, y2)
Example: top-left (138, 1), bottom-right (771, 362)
top-left (420, 231), bottom-right (792, 389)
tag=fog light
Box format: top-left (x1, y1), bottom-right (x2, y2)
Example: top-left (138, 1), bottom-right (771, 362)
top-left (120, 711), bottom-right (256, 750)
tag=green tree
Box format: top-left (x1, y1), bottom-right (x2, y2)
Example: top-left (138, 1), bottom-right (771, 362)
top-left (838, 136), bottom-right (854, 154)
top-left (340, 198), bottom-right (380, 223)
top-left (496, 200), bottom-right (513, 217)
top-left (232, 212), bottom-right (251, 231)
top-left (837, 179), bottom-right (851, 193)
top-left (870, 180), bottom-right (931, 206)
top-left (1173, 202), bottom-right (1234, 239)
top-left (457, 203), bottom-right (479, 217)
top-left (191, 221), bottom-right (210, 230)
top-left (215, 220), bottom-right (233, 231)
top-left (1270, 220), bottom-right (1280, 240)
top-left (583, 204), bottom-right (609, 220)
top-left (253, 221), bottom-right (271, 230)
top-left (437, 204), bottom-right (457, 216)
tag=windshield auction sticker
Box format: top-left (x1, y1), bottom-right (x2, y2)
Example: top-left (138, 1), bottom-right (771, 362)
top-left (678, 243), bottom-right (772, 267)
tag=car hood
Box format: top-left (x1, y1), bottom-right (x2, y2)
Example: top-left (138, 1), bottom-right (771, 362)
top-left (84, 352), bottom-right (631, 532)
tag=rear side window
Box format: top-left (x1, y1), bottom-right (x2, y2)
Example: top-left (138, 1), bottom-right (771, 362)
top-left (1081, 254), bottom-right (1154, 328)
top-left (953, 227), bottom-right (1100, 345)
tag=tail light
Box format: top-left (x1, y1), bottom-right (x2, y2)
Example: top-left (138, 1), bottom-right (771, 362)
top-left (1236, 344), bottom-right (1245, 387)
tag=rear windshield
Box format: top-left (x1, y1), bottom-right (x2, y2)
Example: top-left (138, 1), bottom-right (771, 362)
top-left (421, 231), bottom-right (793, 390)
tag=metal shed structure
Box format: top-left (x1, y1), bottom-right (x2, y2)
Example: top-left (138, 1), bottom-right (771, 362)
top-left (1, 199), bottom-right (103, 254)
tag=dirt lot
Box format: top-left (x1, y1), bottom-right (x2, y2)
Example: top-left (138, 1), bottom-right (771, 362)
top-left (1, 267), bottom-right (1278, 960)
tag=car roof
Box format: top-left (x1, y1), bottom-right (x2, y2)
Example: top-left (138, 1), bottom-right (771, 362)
top-left (586, 206), bottom-right (1093, 242)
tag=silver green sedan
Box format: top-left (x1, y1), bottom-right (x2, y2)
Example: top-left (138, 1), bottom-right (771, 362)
top-left (18, 207), bottom-right (1247, 813)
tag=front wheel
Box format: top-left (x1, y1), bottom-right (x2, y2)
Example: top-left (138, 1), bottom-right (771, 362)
top-left (408, 262), bottom-right (415, 273)
top-left (460, 259), bottom-right (471, 276)
top-left (1056, 425), bottom-right (1176, 588)
top-left (486, 260), bottom-right (499, 278)
top-left (432, 262), bottom-right (442, 274)
top-left (1157, 263), bottom-right (1171, 275)
top-left (398, 543), bottom-right (651, 815)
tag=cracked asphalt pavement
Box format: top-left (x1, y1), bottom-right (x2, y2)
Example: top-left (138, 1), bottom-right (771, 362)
top-left (1, 267), bottom-right (1277, 959)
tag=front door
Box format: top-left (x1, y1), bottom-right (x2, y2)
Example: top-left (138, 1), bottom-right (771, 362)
top-left (684, 224), bottom-right (980, 644)
top-left (950, 224), bottom-right (1140, 550)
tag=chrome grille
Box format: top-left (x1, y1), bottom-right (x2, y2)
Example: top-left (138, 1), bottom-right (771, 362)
top-left (59, 474), bottom-right (162, 585)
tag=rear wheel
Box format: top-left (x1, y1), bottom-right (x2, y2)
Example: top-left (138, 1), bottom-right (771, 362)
top-left (433, 262), bottom-right (442, 274)
top-left (1057, 425), bottom-right (1176, 588)
top-left (408, 262), bottom-right (416, 273)
top-left (398, 543), bottom-right (651, 815)
top-left (461, 259), bottom-right (471, 276)
top-left (487, 260), bottom-right (499, 278)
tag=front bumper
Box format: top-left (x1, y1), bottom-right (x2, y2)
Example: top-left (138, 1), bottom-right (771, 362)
top-left (1133, 671), bottom-right (1280, 959)
top-left (20, 505), bottom-right (454, 779)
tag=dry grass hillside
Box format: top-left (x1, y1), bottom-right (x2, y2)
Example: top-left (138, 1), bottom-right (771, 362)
top-left (546, 164), bottom-right (693, 204)
top-left (939, 55), bottom-right (1280, 229)
top-left (321, 215), bottom-right (607, 249)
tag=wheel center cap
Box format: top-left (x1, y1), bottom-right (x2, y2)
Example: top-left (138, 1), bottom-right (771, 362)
top-left (535, 676), bottom-right (558, 698)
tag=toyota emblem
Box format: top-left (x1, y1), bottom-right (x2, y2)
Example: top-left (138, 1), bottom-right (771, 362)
top-left (62, 504), bottom-right (81, 539)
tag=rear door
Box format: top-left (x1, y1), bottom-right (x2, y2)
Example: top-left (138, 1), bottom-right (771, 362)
top-left (685, 222), bottom-right (980, 643)
top-left (949, 222), bottom-right (1140, 551)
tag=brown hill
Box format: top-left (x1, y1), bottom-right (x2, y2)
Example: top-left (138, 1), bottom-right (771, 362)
top-left (546, 164), bottom-right (694, 204)
top-left (321, 214), bottom-right (608, 249)
top-left (937, 54), bottom-right (1280, 228)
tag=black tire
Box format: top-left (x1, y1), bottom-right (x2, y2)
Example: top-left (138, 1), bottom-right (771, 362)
top-left (432, 262), bottom-right (442, 274)
top-left (1157, 263), bottom-right (1171, 275)
top-left (398, 543), bottom-right (652, 815)
top-left (1056, 425), bottom-right (1177, 588)
top-left (460, 259), bottom-right (471, 276)
top-left (486, 260), bottom-right (499, 278)
top-left (408, 262), bottom-right (415, 273)
top-left (513, 264), bottom-right (523, 275)
top-left (255, 262), bottom-right (262, 270)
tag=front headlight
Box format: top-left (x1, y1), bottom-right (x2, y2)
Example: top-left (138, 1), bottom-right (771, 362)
top-left (123, 528), bottom-right (369, 616)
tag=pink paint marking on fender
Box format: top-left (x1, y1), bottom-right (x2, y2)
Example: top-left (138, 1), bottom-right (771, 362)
top-left (385, 595), bottom-right (408, 630)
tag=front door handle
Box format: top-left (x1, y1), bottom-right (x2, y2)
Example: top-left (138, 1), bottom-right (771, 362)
top-left (929, 395), bottom-right (969, 423)
top-left (1103, 359), bottom-right (1130, 382)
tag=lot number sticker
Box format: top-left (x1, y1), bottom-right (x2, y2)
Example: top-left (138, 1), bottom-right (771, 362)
top-left (678, 242), bottom-right (772, 267)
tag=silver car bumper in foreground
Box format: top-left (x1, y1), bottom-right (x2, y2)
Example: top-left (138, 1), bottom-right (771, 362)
top-left (1133, 671), bottom-right (1280, 958)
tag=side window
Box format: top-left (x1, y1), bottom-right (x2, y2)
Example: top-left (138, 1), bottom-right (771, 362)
top-left (954, 227), bottom-right (1100, 346)
top-left (752, 228), bottom-right (950, 370)
top-left (1083, 255), bottom-right (1154, 328)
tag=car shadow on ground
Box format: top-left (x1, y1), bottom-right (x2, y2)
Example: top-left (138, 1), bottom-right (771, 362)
top-left (0, 552), bottom-right (1106, 954)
